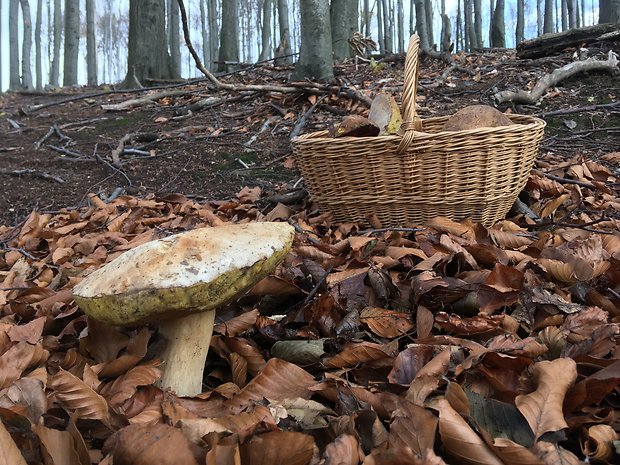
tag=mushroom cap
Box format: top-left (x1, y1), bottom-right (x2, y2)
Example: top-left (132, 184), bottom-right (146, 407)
top-left (73, 222), bottom-right (295, 326)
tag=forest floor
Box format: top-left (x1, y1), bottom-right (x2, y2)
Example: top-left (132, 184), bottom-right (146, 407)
top-left (1, 42), bottom-right (620, 465)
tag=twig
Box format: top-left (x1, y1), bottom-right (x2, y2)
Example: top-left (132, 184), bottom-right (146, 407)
top-left (357, 227), bottom-right (425, 234)
top-left (287, 219), bottom-right (321, 245)
top-left (540, 101), bottom-right (620, 117)
top-left (101, 89), bottom-right (191, 111)
top-left (532, 169), bottom-right (599, 190)
top-left (0, 246), bottom-right (39, 261)
top-left (93, 143), bottom-right (133, 186)
top-left (0, 169), bottom-right (65, 184)
top-left (244, 116), bottom-right (280, 148)
top-left (235, 158), bottom-right (250, 169)
top-left (300, 266), bottom-right (333, 307)
top-left (512, 198), bottom-right (541, 221)
top-left (47, 145), bottom-right (84, 158)
top-left (262, 189), bottom-right (308, 205)
top-left (290, 96), bottom-right (326, 139)
top-left (111, 133), bottom-right (134, 166)
top-left (105, 187), bottom-right (125, 203)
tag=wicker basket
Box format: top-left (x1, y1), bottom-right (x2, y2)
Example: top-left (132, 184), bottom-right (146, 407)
top-left (291, 35), bottom-right (546, 227)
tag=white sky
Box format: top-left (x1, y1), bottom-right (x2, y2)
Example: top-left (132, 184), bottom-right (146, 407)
top-left (0, 0), bottom-right (600, 91)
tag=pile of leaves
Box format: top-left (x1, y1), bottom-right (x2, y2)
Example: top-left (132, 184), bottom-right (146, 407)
top-left (0, 152), bottom-right (619, 464)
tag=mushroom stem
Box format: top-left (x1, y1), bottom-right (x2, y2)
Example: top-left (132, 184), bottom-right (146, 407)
top-left (155, 310), bottom-right (216, 397)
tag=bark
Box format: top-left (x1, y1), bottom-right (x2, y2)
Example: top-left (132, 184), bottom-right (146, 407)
top-left (293, 0), bottom-right (333, 81)
top-left (489, 0), bottom-right (494, 44)
top-left (441, 14), bottom-right (451, 52)
top-left (63, 0), bottom-right (80, 86)
top-left (35, 0), bottom-right (42, 90)
top-left (464, 0), bottom-right (474, 51)
top-left (124, 0), bottom-right (176, 88)
top-left (424, 0), bottom-right (434, 46)
top-left (409, 0), bottom-right (415, 36)
top-left (364, 0), bottom-right (371, 37)
top-left (537, 0), bottom-right (543, 35)
top-left (599, 0), bottom-right (620, 23)
top-left (456, 0), bottom-right (463, 51)
top-left (86, 0), bottom-right (98, 86)
top-left (567, 0), bottom-right (576, 28)
top-left (331, 0), bottom-right (358, 61)
top-left (544, 0), bottom-right (554, 33)
top-left (516, 0), bottom-right (525, 44)
top-left (473, 0), bottom-right (482, 47)
top-left (415, 0), bottom-right (431, 49)
top-left (377, 0), bottom-right (385, 52)
top-left (199, 0), bottom-right (210, 66)
top-left (491, 0), bottom-right (506, 47)
top-left (19, 0), bottom-right (33, 90)
top-left (259, 0), bottom-right (273, 61)
top-left (168, 0), bottom-right (182, 76)
top-left (49, 0), bottom-right (61, 87)
top-left (276, 0), bottom-right (293, 65)
top-left (9, 0), bottom-right (20, 90)
top-left (397, 0), bottom-right (404, 52)
top-left (217, 0), bottom-right (239, 72)
top-left (208, 0), bottom-right (218, 69)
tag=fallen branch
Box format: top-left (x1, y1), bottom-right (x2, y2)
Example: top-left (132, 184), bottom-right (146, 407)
top-left (244, 116), bottom-right (280, 148)
top-left (540, 101), bottom-right (620, 117)
top-left (532, 169), bottom-right (598, 190)
top-left (494, 51), bottom-right (619, 104)
top-left (290, 96), bottom-right (326, 139)
top-left (0, 169), bottom-right (65, 184)
top-left (101, 89), bottom-right (191, 111)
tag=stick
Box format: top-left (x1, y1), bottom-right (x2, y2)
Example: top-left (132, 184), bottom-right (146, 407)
top-left (540, 101), bottom-right (620, 117)
top-left (290, 96), bottom-right (326, 139)
top-left (0, 169), bottom-right (65, 184)
top-left (101, 89), bottom-right (191, 111)
top-left (532, 169), bottom-right (599, 190)
top-left (111, 134), bottom-right (133, 166)
top-left (494, 51), bottom-right (620, 104)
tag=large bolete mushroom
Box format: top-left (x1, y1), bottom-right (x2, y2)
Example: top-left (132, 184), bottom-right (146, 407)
top-left (73, 222), bottom-right (295, 397)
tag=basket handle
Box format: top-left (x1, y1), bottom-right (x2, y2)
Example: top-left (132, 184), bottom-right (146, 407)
top-left (396, 35), bottom-right (422, 155)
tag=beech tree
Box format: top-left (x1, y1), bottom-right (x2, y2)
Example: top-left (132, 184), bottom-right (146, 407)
top-left (599, 0), bottom-right (620, 22)
top-left (8, 0), bottom-right (20, 90)
top-left (50, 0), bottom-right (62, 87)
top-left (491, 0), bottom-right (506, 47)
top-left (293, 0), bottom-right (333, 81)
top-left (19, 0), bottom-right (33, 90)
top-left (168, 0), bottom-right (181, 76)
top-left (331, 0), bottom-right (358, 61)
top-left (35, 0), bottom-right (42, 89)
top-left (86, 0), bottom-right (98, 86)
top-left (217, 0), bottom-right (239, 71)
top-left (258, 0), bottom-right (273, 61)
top-left (124, 0), bottom-right (177, 88)
top-left (276, 0), bottom-right (293, 64)
top-left (64, 0), bottom-right (80, 86)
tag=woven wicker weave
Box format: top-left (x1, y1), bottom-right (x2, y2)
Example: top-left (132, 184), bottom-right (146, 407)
top-left (291, 35), bottom-right (546, 227)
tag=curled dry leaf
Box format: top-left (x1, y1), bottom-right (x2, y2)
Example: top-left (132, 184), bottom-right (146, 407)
top-left (388, 400), bottom-right (438, 456)
top-left (433, 397), bottom-right (504, 465)
top-left (214, 309), bottom-right (259, 336)
top-left (32, 424), bottom-right (83, 465)
top-left (239, 431), bottom-right (316, 465)
top-left (533, 441), bottom-right (583, 465)
top-left (491, 438), bottom-right (545, 465)
top-left (0, 418), bottom-right (28, 465)
top-left (0, 342), bottom-right (49, 389)
top-left (360, 307), bottom-right (414, 338)
top-left (515, 358), bottom-right (577, 440)
top-left (581, 424), bottom-right (618, 461)
top-left (323, 434), bottom-right (361, 465)
top-left (323, 340), bottom-right (398, 369)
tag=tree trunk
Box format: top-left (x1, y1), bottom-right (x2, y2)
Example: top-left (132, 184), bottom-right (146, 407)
top-left (424, 0), bottom-right (434, 46)
top-left (441, 14), bottom-right (451, 52)
top-left (35, 0), bottom-right (42, 90)
top-left (331, 0), bottom-right (358, 61)
top-left (567, 0), bottom-right (576, 28)
top-left (409, 0), bottom-right (415, 36)
top-left (464, 0), bottom-right (474, 51)
top-left (276, 0), bottom-right (293, 65)
top-left (9, 0), bottom-right (21, 90)
top-left (473, 0), bottom-right (482, 47)
top-left (544, 0), bottom-right (554, 33)
top-left (397, 0), bottom-right (404, 52)
top-left (377, 0), bottom-right (385, 52)
top-left (124, 0), bottom-right (176, 88)
top-left (18, 0), bottom-right (33, 90)
top-left (208, 0), bottom-right (218, 69)
top-left (293, 0), bottom-right (333, 81)
top-left (414, 0), bottom-right (431, 49)
top-left (599, 0), bottom-right (620, 23)
top-left (516, 0), bottom-right (525, 44)
top-left (63, 0), bottom-right (79, 86)
top-left (86, 0), bottom-right (98, 86)
top-left (217, 0), bottom-right (239, 71)
top-left (364, 0), bottom-right (371, 37)
top-left (50, 0), bottom-right (61, 87)
top-left (199, 0), bottom-right (209, 66)
top-left (537, 0), bottom-right (543, 35)
top-left (491, 0), bottom-right (505, 47)
top-left (456, 0), bottom-right (463, 51)
top-left (561, 0), bottom-right (568, 30)
top-left (258, 0), bottom-right (273, 61)
top-left (167, 0), bottom-right (181, 76)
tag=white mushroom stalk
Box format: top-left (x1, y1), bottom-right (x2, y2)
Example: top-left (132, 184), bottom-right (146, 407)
top-left (73, 222), bottom-right (295, 397)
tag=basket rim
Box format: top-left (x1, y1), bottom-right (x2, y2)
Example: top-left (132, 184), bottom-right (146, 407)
top-left (292, 113), bottom-right (546, 144)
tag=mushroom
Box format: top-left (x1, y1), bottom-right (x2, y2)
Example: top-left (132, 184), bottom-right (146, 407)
top-left (73, 222), bottom-right (295, 397)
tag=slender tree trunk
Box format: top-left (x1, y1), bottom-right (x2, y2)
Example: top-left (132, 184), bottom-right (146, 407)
top-left (516, 0), bottom-right (525, 44)
top-left (567, 0), bottom-right (576, 28)
top-left (258, 0), bottom-right (273, 61)
top-left (124, 0), bottom-right (176, 88)
top-left (377, 0), bottom-right (385, 52)
top-left (387, 0), bottom-right (395, 51)
top-left (456, 0), bottom-right (463, 51)
top-left (409, 0), bottom-right (415, 36)
top-left (397, 0), bottom-right (404, 52)
top-left (331, 0), bottom-right (358, 60)
top-left (18, 0), bottom-right (33, 90)
top-left (293, 0), bottom-right (333, 80)
top-left (575, 0), bottom-right (581, 27)
top-left (464, 0), bottom-right (474, 51)
top-left (167, 0), bottom-right (181, 76)
top-left (544, 0), bottom-right (554, 33)
top-left (414, 0), bottom-right (430, 49)
top-left (364, 0), bottom-right (371, 37)
top-left (208, 0), bottom-right (218, 69)
top-left (473, 0), bottom-right (482, 47)
top-left (9, 0), bottom-right (21, 90)
top-left (491, 0), bottom-right (505, 47)
top-left (276, 0), bottom-right (293, 64)
top-left (217, 0), bottom-right (239, 71)
top-left (199, 0), bottom-right (209, 66)
top-left (561, 0), bottom-right (568, 30)
top-left (489, 0), bottom-right (494, 44)
top-left (86, 0), bottom-right (98, 86)
top-left (50, 0), bottom-right (61, 86)
top-left (63, 0), bottom-right (79, 86)
top-left (441, 14), bottom-right (451, 52)
top-left (599, 0), bottom-right (620, 22)
top-left (537, 0), bottom-right (543, 35)
top-left (424, 0), bottom-right (434, 46)
top-left (35, 0), bottom-right (42, 90)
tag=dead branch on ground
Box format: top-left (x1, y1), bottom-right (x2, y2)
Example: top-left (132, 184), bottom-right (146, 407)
top-left (494, 51), bottom-right (619, 104)
top-left (0, 169), bottom-right (65, 184)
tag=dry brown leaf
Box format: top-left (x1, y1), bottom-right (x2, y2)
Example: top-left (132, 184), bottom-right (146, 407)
top-left (581, 424), bottom-right (617, 461)
top-left (388, 345), bottom-right (435, 385)
top-left (515, 358), bottom-right (577, 440)
top-left (230, 352), bottom-right (248, 388)
top-left (225, 358), bottom-right (316, 413)
top-left (213, 309), bottom-right (259, 336)
top-left (0, 418), bottom-right (28, 465)
top-left (492, 438), bottom-right (544, 465)
top-left (103, 423), bottom-right (201, 465)
top-left (323, 434), bottom-right (361, 465)
top-left (48, 368), bottom-right (110, 423)
top-left (488, 230), bottom-right (533, 249)
top-left (239, 431), bottom-right (316, 465)
top-left (360, 307), bottom-right (413, 338)
top-left (388, 401), bottom-right (438, 455)
top-left (433, 397), bottom-right (504, 465)
top-left (539, 193), bottom-right (571, 218)
top-left (323, 341), bottom-right (398, 369)
top-left (0, 342), bottom-right (49, 389)
top-left (101, 363), bottom-right (162, 408)
top-left (224, 338), bottom-right (266, 375)
top-left (33, 424), bottom-right (83, 465)
top-left (426, 217), bottom-right (475, 241)
top-left (363, 447), bottom-right (448, 465)
top-left (533, 441), bottom-right (582, 465)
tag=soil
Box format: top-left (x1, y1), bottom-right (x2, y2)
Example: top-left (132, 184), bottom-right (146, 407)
top-left (1, 46), bottom-right (619, 228)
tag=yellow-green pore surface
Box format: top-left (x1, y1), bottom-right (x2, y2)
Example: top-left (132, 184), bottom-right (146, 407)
top-left (72, 223), bottom-right (295, 326)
